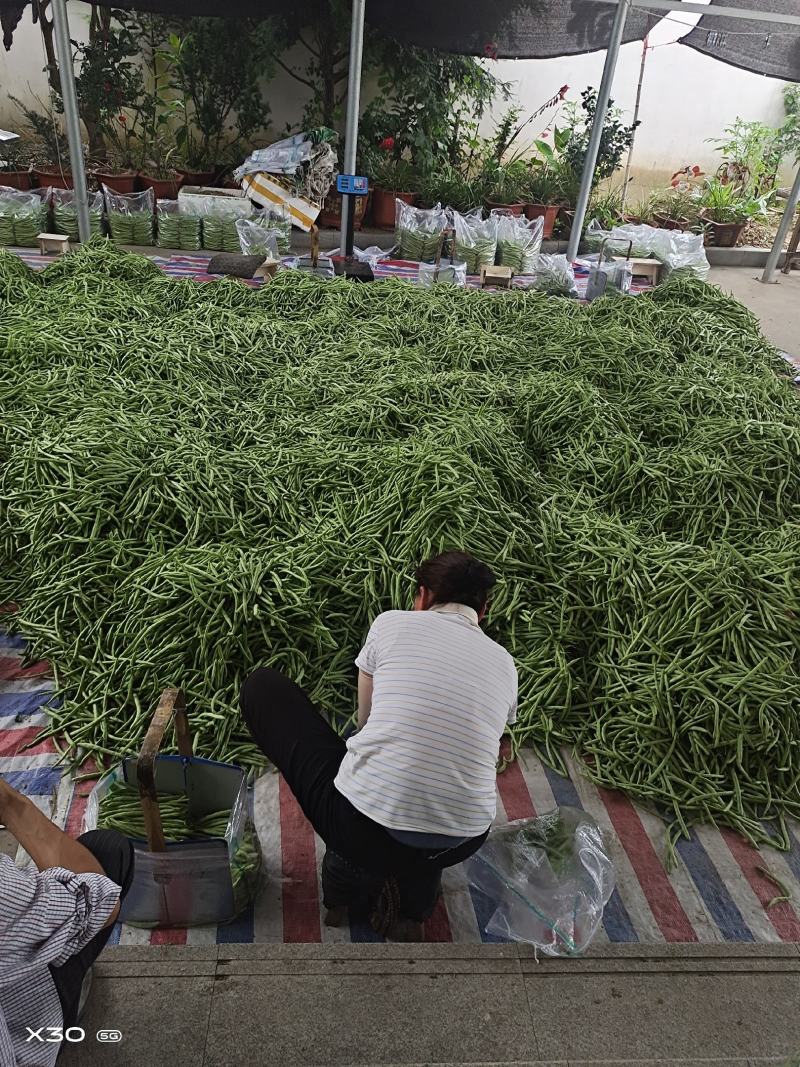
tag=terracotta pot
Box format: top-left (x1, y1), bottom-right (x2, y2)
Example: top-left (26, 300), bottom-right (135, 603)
top-left (557, 206), bottom-right (576, 238)
top-left (486, 200), bottom-right (524, 217)
top-left (34, 167), bottom-right (73, 190)
top-left (370, 188), bottom-right (414, 230)
top-left (0, 170), bottom-right (33, 191)
top-left (703, 217), bottom-right (746, 248)
top-left (176, 168), bottom-right (214, 188)
top-left (524, 202), bottom-right (560, 239)
top-left (653, 212), bottom-right (689, 232)
top-left (138, 172), bottom-right (182, 199)
top-left (95, 171), bottom-right (137, 194)
top-left (317, 187), bottom-right (371, 229)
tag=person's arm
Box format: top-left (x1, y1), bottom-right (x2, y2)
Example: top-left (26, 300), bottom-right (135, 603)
top-left (0, 777), bottom-right (120, 926)
top-left (357, 670), bottom-right (374, 729)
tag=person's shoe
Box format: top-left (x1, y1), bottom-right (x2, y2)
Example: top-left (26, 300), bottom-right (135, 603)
top-left (324, 905), bottom-right (348, 927)
top-left (77, 967), bottom-right (93, 1021)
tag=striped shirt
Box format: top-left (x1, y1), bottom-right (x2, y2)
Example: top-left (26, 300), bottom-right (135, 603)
top-left (0, 855), bottom-right (119, 1067)
top-left (334, 604), bottom-right (518, 838)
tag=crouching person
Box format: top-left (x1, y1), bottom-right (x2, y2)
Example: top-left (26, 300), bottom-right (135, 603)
top-left (240, 549), bottom-right (518, 940)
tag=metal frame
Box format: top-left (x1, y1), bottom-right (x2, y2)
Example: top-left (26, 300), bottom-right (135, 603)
top-left (51, 0), bottom-right (91, 242)
top-left (339, 0), bottom-right (366, 255)
top-left (761, 165), bottom-right (800, 283)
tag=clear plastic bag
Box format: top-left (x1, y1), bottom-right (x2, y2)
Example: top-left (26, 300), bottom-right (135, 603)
top-left (235, 217), bottom-right (280, 259)
top-left (51, 188), bottom-right (103, 241)
top-left (327, 244), bottom-right (392, 269)
top-left (156, 199), bottom-right (202, 251)
top-left (463, 807), bottom-right (614, 955)
top-left (199, 199), bottom-right (245, 252)
top-left (494, 213), bottom-right (544, 274)
top-left (0, 186), bottom-right (48, 246)
top-left (418, 258), bottom-right (467, 287)
top-left (103, 186), bottom-right (154, 245)
top-left (395, 200), bottom-right (448, 262)
top-left (531, 253), bottom-right (578, 298)
top-left (649, 228), bottom-right (710, 282)
top-left (452, 209), bottom-right (498, 275)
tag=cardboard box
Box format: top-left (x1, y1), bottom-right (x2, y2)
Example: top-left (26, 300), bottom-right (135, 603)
top-left (241, 172), bottom-right (320, 232)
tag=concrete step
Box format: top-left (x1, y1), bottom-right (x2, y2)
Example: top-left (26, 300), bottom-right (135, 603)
top-left (59, 944), bottom-right (800, 1067)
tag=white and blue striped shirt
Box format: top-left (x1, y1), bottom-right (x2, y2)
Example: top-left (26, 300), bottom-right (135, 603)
top-left (334, 604), bottom-right (518, 838)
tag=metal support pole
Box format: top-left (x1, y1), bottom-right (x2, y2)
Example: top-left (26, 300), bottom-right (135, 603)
top-left (51, 0), bottom-right (90, 243)
top-left (620, 34), bottom-right (648, 213)
top-left (339, 0), bottom-right (366, 256)
top-left (566, 0), bottom-right (632, 262)
top-left (760, 164), bottom-right (800, 284)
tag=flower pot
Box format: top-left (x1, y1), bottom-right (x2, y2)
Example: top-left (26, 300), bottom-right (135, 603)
top-left (317, 189), bottom-right (370, 230)
top-left (702, 217), bottom-right (746, 248)
top-left (524, 202), bottom-right (560, 238)
top-left (370, 188), bottom-right (414, 230)
top-left (95, 171), bottom-right (137, 194)
top-left (558, 206), bottom-right (576, 238)
top-left (0, 170), bottom-right (33, 191)
top-left (34, 167), bottom-right (73, 190)
top-left (486, 200), bottom-right (524, 217)
top-left (653, 212), bottom-right (689, 232)
top-left (176, 168), bottom-right (214, 188)
top-left (139, 172), bottom-right (182, 199)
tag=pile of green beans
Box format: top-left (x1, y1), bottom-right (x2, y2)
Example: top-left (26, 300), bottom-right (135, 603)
top-left (1, 239), bottom-right (799, 855)
top-left (97, 779), bottom-right (231, 841)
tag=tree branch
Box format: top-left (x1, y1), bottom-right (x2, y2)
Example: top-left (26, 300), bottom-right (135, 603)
top-left (273, 55), bottom-right (317, 92)
top-left (297, 32), bottom-right (319, 59)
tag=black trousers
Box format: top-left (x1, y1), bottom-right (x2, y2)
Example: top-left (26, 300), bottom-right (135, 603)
top-left (50, 829), bottom-right (134, 1030)
top-left (240, 667), bottom-right (488, 922)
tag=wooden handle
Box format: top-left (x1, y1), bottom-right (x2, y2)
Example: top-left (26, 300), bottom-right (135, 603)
top-left (136, 688), bottom-right (193, 853)
top-left (310, 224), bottom-right (319, 268)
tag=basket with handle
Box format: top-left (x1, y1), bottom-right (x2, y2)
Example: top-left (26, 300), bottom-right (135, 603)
top-left (82, 688), bottom-right (261, 927)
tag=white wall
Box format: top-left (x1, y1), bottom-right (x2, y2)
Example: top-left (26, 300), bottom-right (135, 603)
top-left (1, 3), bottom-right (793, 189)
top-left (489, 7), bottom-right (793, 191)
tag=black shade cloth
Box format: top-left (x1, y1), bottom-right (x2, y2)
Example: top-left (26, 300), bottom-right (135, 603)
top-left (1, 0), bottom-right (658, 54)
top-left (365, 0), bottom-right (659, 59)
top-left (681, 0), bottom-right (800, 82)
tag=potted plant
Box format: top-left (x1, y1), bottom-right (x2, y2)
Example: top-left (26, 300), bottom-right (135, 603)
top-left (651, 168), bottom-right (703, 231)
top-left (417, 165), bottom-right (486, 214)
top-left (138, 135), bottom-right (182, 199)
top-left (0, 139), bottom-right (33, 190)
top-left (700, 177), bottom-right (768, 247)
top-left (369, 153), bottom-right (418, 230)
top-left (523, 164), bottom-right (561, 238)
top-left (484, 159), bottom-right (527, 216)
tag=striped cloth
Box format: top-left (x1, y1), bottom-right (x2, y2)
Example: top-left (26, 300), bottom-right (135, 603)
top-left (3, 631), bottom-right (800, 947)
top-left (7, 247), bottom-right (654, 299)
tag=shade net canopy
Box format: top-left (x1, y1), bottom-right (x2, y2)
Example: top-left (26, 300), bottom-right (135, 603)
top-left (681, 0), bottom-right (800, 81)
top-left (2, 0), bottom-right (660, 53)
top-left (364, 0), bottom-right (660, 58)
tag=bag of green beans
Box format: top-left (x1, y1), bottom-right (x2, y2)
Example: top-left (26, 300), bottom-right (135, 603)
top-left (531, 253), bottom-right (579, 298)
top-left (156, 199), bottom-right (203, 251)
top-left (103, 185), bottom-right (154, 245)
top-left (262, 205), bottom-right (291, 254)
top-left (235, 217), bottom-right (281, 259)
top-left (0, 186), bottom-right (48, 247)
top-left (199, 200), bottom-right (249, 252)
top-left (395, 199), bottom-right (447, 262)
top-left (494, 211), bottom-right (544, 274)
top-left (463, 808), bottom-right (614, 955)
top-left (85, 756), bottom-right (263, 928)
top-left (51, 188), bottom-right (104, 242)
top-left (452, 209), bottom-right (498, 276)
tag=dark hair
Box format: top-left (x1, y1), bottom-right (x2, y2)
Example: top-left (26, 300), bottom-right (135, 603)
top-left (414, 550), bottom-right (497, 613)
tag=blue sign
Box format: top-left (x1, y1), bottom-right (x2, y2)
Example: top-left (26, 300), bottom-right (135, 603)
top-left (337, 174), bottom-right (369, 196)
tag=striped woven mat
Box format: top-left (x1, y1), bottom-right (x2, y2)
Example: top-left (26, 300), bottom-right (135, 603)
top-left (8, 247), bottom-right (652, 297)
top-left (3, 632), bottom-right (800, 947)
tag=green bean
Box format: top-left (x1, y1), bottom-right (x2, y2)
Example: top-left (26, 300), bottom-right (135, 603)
top-left (1, 239), bottom-right (799, 857)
